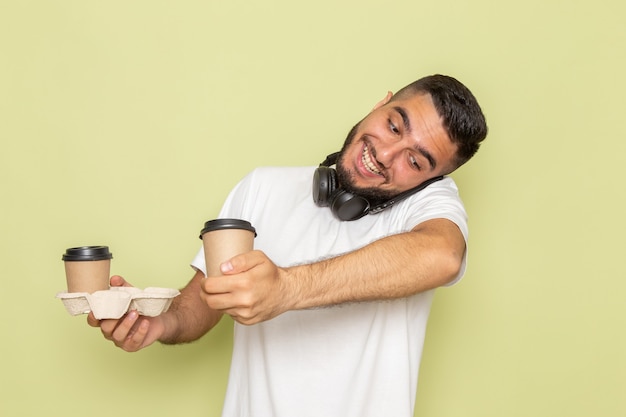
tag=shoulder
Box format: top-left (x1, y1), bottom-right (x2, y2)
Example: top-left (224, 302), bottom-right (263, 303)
top-left (244, 166), bottom-right (316, 182)
top-left (395, 176), bottom-right (463, 208)
top-left (381, 176), bottom-right (468, 238)
top-left (225, 166), bottom-right (316, 209)
top-left (423, 176), bottom-right (460, 196)
top-left (236, 166), bottom-right (316, 193)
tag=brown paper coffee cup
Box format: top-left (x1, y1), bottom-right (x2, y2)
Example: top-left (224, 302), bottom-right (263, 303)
top-left (62, 246), bottom-right (113, 293)
top-left (199, 219), bottom-right (256, 277)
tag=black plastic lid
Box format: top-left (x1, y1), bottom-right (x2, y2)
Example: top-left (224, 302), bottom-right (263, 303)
top-left (199, 218), bottom-right (257, 239)
top-left (62, 246), bottom-right (113, 261)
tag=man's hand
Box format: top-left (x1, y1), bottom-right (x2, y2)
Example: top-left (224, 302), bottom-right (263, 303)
top-left (87, 275), bottom-right (166, 352)
top-left (199, 250), bottom-right (292, 325)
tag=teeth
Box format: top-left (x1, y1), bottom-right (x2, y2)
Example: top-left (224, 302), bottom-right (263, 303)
top-left (362, 145), bottom-right (381, 175)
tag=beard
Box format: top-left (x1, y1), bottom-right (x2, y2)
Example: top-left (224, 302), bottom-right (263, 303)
top-left (335, 122), bottom-right (397, 206)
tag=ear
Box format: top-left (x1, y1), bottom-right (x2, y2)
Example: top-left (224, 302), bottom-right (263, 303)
top-left (372, 91), bottom-right (393, 111)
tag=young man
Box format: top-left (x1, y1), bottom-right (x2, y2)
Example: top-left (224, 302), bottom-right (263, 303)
top-left (89, 74), bottom-right (488, 417)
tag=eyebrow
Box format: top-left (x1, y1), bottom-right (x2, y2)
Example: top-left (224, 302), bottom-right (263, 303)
top-left (393, 106), bottom-right (437, 170)
top-left (393, 106), bottom-right (412, 133)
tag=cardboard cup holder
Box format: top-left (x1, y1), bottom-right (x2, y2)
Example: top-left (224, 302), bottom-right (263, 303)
top-left (56, 287), bottom-right (180, 319)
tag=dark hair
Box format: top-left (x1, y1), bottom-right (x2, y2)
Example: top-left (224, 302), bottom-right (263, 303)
top-left (391, 74), bottom-right (488, 170)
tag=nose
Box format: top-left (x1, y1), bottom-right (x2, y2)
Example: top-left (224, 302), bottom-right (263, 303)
top-left (374, 140), bottom-right (404, 169)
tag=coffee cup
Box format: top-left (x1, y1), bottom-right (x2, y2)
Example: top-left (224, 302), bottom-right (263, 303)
top-left (62, 246), bottom-right (113, 293)
top-left (199, 219), bottom-right (256, 277)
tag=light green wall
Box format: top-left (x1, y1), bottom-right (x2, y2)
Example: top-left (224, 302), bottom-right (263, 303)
top-left (1, 1), bottom-right (624, 416)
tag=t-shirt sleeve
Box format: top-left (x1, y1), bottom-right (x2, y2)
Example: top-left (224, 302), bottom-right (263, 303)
top-left (400, 178), bottom-right (469, 286)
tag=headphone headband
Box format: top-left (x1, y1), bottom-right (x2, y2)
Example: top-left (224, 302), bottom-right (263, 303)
top-left (319, 152), bottom-right (341, 168)
top-left (368, 175), bottom-right (443, 214)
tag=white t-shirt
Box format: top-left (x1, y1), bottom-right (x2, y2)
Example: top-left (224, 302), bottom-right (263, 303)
top-left (191, 166), bottom-right (468, 417)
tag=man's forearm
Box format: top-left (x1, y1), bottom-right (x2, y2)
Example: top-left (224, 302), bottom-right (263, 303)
top-left (159, 270), bottom-right (223, 344)
top-left (284, 218), bottom-right (466, 311)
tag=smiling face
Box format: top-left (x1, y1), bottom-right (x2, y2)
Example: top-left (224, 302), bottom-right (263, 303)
top-left (336, 92), bottom-right (458, 202)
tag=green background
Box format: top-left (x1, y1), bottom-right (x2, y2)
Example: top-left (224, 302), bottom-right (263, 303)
top-left (1, 1), bottom-right (624, 416)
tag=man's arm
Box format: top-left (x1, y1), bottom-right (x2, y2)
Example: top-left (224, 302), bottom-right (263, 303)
top-left (288, 217), bottom-right (465, 309)
top-left (88, 270), bottom-right (222, 351)
top-left (200, 218), bottom-right (465, 325)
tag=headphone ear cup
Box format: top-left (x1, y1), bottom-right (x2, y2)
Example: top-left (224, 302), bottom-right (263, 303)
top-left (330, 190), bottom-right (370, 221)
top-left (313, 165), bottom-right (370, 220)
top-left (312, 166), bottom-right (338, 207)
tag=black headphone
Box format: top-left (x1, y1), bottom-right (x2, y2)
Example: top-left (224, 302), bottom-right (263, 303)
top-left (312, 152), bottom-right (444, 221)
